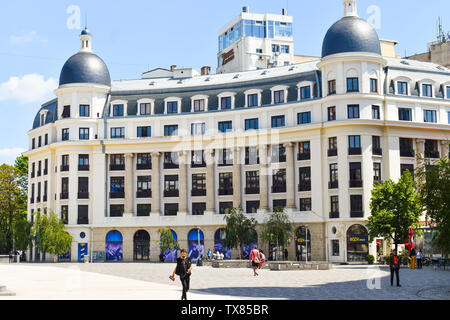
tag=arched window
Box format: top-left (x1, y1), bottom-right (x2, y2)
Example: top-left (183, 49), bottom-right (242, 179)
top-left (346, 224), bottom-right (369, 262)
top-left (134, 230), bottom-right (150, 261)
top-left (295, 226), bottom-right (311, 261)
top-left (106, 230), bottom-right (123, 261)
top-left (214, 228), bottom-right (231, 259)
top-left (188, 229), bottom-right (204, 259)
top-left (162, 229), bottom-right (178, 262)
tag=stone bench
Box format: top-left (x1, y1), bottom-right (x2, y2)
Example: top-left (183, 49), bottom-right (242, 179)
top-left (268, 261), bottom-right (332, 271)
top-left (0, 255), bottom-right (10, 264)
top-left (211, 260), bottom-right (270, 269)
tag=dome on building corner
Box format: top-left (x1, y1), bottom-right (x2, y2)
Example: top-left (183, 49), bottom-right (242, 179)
top-left (59, 28), bottom-right (111, 87)
top-left (321, 0), bottom-right (382, 58)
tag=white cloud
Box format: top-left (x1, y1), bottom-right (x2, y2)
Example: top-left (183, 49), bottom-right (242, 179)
top-left (10, 31), bottom-right (48, 46)
top-left (0, 74), bottom-right (57, 104)
top-left (0, 148), bottom-right (26, 157)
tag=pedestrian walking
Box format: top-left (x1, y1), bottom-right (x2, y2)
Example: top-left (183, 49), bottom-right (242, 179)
top-left (409, 248), bottom-right (416, 270)
top-left (284, 248), bottom-right (289, 261)
top-left (249, 246), bottom-right (261, 276)
top-left (8, 251), bottom-right (13, 263)
top-left (170, 249), bottom-right (193, 300)
top-left (259, 250), bottom-right (266, 269)
top-left (389, 249), bottom-right (401, 287)
top-left (416, 250), bottom-right (423, 269)
top-left (207, 249), bottom-right (211, 260)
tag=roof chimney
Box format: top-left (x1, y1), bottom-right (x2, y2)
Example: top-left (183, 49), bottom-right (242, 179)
top-left (170, 65), bottom-right (177, 72)
top-left (282, 8), bottom-right (287, 16)
top-left (201, 66), bottom-right (211, 76)
top-left (242, 6), bottom-right (249, 13)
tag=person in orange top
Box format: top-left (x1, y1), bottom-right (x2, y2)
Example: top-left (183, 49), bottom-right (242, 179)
top-left (389, 249), bottom-right (401, 287)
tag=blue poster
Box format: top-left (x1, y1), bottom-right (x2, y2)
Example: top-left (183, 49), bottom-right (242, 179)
top-left (188, 229), bottom-right (204, 260)
top-left (214, 229), bottom-right (231, 259)
top-left (106, 231), bottom-right (123, 261)
top-left (163, 230), bottom-right (178, 262)
top-left (78, 243), bottom-right (87, 262)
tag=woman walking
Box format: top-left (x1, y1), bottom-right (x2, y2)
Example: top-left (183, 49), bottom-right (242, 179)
top-left (249, 246), bottom-right (261, 276)
top-left (170, 249), bottom-right (193, 300)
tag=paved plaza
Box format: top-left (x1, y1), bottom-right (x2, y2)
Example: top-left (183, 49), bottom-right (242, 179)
top-left (1, 262), bottom-right (449, 300)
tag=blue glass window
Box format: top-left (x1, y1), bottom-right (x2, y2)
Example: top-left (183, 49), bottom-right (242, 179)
top-left (271, 116), bottom-right (285, 128)
top-left (221, 97), bottom-right (232, 109)
top-left (397, 82), bottom-right (408, 95)
top-left (275, 21), bottom-right (293, 37)
top-left (245, 118), bottom-right (259, 130)
top-left (348, 105), bottom-right (360, 119)
top-left (110, 177), bottom-right (124, 193)
top-left (422, 84), bottom-right (433, 97)
top-left (113, 104), bottom-right (124, 117)
top-left (274, 90), bottom-right (285, 104)
top-left (398, 108), bottom-right (412, 121)
top-left (447, 86), bottom-right (450, 99)
top-left (167, 102), bottom-right (178, 114)
top-left (137, 126), bottom-right (151, 138)
top-left (347, 78), bottom-right (359, 92)
top-left (218, 121), bottom-right (232, 133)
top-left (111, 127), bottom-right (125, 139)
top-left (300, 86), bottom-right (311, 100)
top-left (247, 94), bottom-right (258, 107)
top-left (191, 123), bottom-right (206, 135)
top-left (370, 78), bottom-right (378, 93)
top-left (79, 105), bottom-right (90, 117)
top-left (79, 128), bottom-right (89, 140)
top-left (424, 110), bottom-right (437, 123)
top-left (164, 125), bottom-right (178, 136)
top-left (349, 136), bottom-right (361, 148)
top-left (448, 112), bottom-right (450, 124)
top-left (298, 112), bottom-right (311, 125)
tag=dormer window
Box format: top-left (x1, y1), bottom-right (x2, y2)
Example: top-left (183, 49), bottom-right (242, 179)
top-left (40, 113), bottom-right (46, 126)
top-left (421, 84), bottom-right (433, 97)
top-left (193, 99), bottom-right (205, 112)
top-left (140, 103), bottom-right (151, 115)
top-left (347, 77), bottom-right (359, 92)
top-left (221, 97), bottom-right (232, 110)
top-left (62, 105), bottom-right (71, 118)
top-left (274, 90), bottom-right (285, 104)
top-left (397, 81), bottom-right (408, 95)
top-left (245, 90), bottom-right (262, 108)
top-left (113, 104), bottom-right (124, 117)
top-left (446, 86), bottom-right (450, 99)
top-left (167, 101), bottom-right (178, 114)
top-left (79, 105), bottom-right (90, 117)
top-left (300, 86), bottom-right (311, 100)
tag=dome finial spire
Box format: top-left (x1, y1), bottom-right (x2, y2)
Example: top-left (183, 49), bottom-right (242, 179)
top-left (344, 0), bottom-right (358, 17)
top-left (79, 27), bottom-right (93, 53)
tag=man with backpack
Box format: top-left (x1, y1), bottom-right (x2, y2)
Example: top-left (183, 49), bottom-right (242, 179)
top-left (249, 246), bottom-right (261, 276)
top-left (389, 249), bottom-right (401, 287)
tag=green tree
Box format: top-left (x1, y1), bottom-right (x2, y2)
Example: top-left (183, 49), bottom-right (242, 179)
top-left (223, 206), bottom-right (257, 259)
top-left (416, 156), bottom-right (450, 255)
top-left (158, 228), bottom-right (179, 261)
top-left (14, 155), bottom-right (28, 194)
top-left (261, 208), bottom-right (293, 261)
top-left (367, 170), bottom-right (423, 251)
top-left (13, 219), bottom-right (32, 251)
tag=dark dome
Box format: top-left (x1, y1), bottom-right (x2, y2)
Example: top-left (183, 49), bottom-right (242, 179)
top-left (59, 51), bottom-right (111, 86)
top-left (322, 16), bottom-right (381, 58)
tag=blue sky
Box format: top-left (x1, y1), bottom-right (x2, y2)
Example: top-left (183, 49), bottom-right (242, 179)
top-left (0, 0), bottom-right (449, 164)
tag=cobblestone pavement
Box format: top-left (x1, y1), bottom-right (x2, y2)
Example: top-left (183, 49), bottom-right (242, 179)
top-left (42, 263), bottom-right (450, 300)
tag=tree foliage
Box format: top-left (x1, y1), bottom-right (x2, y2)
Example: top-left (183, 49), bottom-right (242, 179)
top-left (13, 219), bottom-right (32, 251)
top-left (367, 170), bottom-right (422, 250)
top-left (158, 228), bottom-right (179, 253)
top-left (416, 156), bottom-right (450, 255)
top-left (222, 206), bottom-right (257, 259)
top-left (261, 208), bottom-right (293, 260)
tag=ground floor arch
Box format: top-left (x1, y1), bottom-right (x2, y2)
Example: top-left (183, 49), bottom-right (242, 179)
top-left (214, 228), bottom-right (231, 259)
top-left (242, 229), bottom-right (258, 259)
top-left (295, 226), bottom-right (311, 261)
top-left (346, 224), bottom-right (369, 262)
top-left (106, 230), bottom-right (123, 261)
top-left (162, 229), bottom-right (178, 262)
top-left (134, 230), bottom-right (150, 261)
top-left (188, 228), bottom-right (204, 259)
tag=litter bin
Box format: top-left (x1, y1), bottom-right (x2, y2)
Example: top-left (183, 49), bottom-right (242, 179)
top-left (15, 254), bottom-right (20, 263)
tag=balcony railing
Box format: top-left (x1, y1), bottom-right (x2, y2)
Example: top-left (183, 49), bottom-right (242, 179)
top-left (31, 172), bottom-right (35, 178)
top-left (372, 148), bottom-right (383, 156)
top-left (30, 197), bottom-right (34, 204)
top-left (109, 192), bottom-right (125, 199)
top-left (43, 169), bottom-right (48, 175)
top-left (191, 189), bottom-right (206, 197)
top-left (78, 165), bottom-right (90, 171)
top-left (164, 163), bottom-right (179, 169)
top-left (349, 180), bottom-right (363, 188)
top-left (245, 158), bottom-right (260, 165)
top-left (329, 212), bottom-right (339, 219)
top-left (78, 192), bottom-right (89, 199)
top-left (36, 196), bottom-right (41, 203)
top-left (298, 181), bottom-right (311, 192)
top-left (328, 149), bottom-right (338, 157)
top-left (191, 162), bottom-right (206, 168)
top-left (110, 164), bottom-right (125, 171)
top-left (137, 163), bottom-right (152, 170)
top-left (60, 165), bottom-right (69, 172)
top-left (37, 171), bottom-right (41, 177)
top-left (350, 211), bottom-right (364, 218)
top-left (245, 187), bottom-right (260, 195)
top-left (348, 147), bottom-right (362, 155)
top-left (272, 185), bottom-right (286, 193)
top-left (425, 151), bottom-right (440, 159)
top-left (77, 217), bottom-right (89, 225)
top-left (297, 152), bottom-right (311, 161)
top-left (218, 188), bottom-right (233, 196)
top-left (400, 149), bottom-right (415, 158)
top-left (328, 180), bottom-right (339, 189)
top-left (164, 190), bottom-right (179, 197)
top-left (136, 190), bottom-right (152, 198)
top-left (60, 192), bottom-right (69, 200)
top-left (43, 195), bottom-right (47, 202)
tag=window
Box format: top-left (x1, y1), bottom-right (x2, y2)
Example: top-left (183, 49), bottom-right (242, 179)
top-left (328, 80), bottom-right (336, 95)
top-left (218, 121), bottom-right (232, 133)
top-left (167, 101), bottom-right (178, 114)
top-left (37, 161), bottom-right (41, 176)
top-left (274, 90), bottom-right (285, 104)
top-left (298, 112), bottom-right (311, 125)
top-left (332, 240), bottom-right (340, 256)
top-left (447, 86), bottom-right (450, 99)
top-left (218, 173), bottom-right (233, 195)
top-left (61, 177), bottom-right (69, 199)
top-left (247, 94), bottom-right (258, 107)
top-left (137, 153), bottom-right (152, 170)
top-left (137, 176), bottom-right (151, 198)
top-left (61, 155), bottom-right (69, 171)
top-left (79, 105), bottom-right (90, 117)
top-left (245, 147), bottom-right (259, 165)
top-left (272, 115), bottom-right (285, 128)
top-left (164, 152), bottom-right (179, 169)
top-left (62, 128), bottom-right (69, 141)
top-left (328, 137), bottom-right (338, 157)
top-left (349, 162), bottom-right (362, 188)
top-left (77, 205), bottom-right (89, 225)
top-left (329, 164), bottom-right (338, 189)
top-left (299, 198), bottom-right (312, 212)
top-left (397, 81), bottom-right (408, 95)
top-left (110, 177), bottom-right (125, 198)
top-left (38, 136), bottom-right (42, 148)
top-left (372, 105), bottom-right (380, 120)
top-left (44, 134), bottom-right (48, 145)
top-left (422, 84), bottom-right (432, 97)
top-left (245, 118), bottom-right (259, 130)
top-left (110, 205), bottom-right (124, 217)
top-left (348, 135), bottom-right (361, 155)
top-left (62, 105), bottom-right (71, 118)
top-left (400, 164), bottom-right (414, 177)
top-left (350, 195), bottom-right (363, 217)
top-left (140, 103), bottom-right (151, 115)
top-left (298, 141), bottom-right (310, 161)
top-left (164, 203), bottom-right (178, 216)
top-left (193, 99), bottom-right (206, 112)
top-left (191, 123), bottom-right (206, 135)
top-left (448, 112), bottom-right (450, 124)
top-left (40, 114), bottom-right (46, 126)
top-left (164, 175), bottom-right (179, 197)
top-left (110, 154), bottom-right (125, 170)
top-left (372, 136), bottom-right (382, 155)
top-left (78, 177), bottom-right (89, 199)
top-left (191, 151), bottom-right (205, 168)
top-left (192, 203), bottom-right (206, 216)
top-left (221, 97), bottom-right (232, 110)
top-left (374, 163), bottom-right (381, 183)
top-left (273, 199), bottom-right (287, 210)
top-left (399, 138), bottom-right (415, 157)
top-left (219, 202), bottom-right (233, 215)
top-left (137, 204), bottom-right (151, 217)
top-left (330, 196), bottom-right (339, 218)
top-left (370, 78), bottom-right (378, 93)
top-left (424, 110), bottom-right (437, 123)
top-left (298, 167), bottom-right (311, 191)
top-left (328, 106), bottom-right (336, 121)
top-left (137, 126), bottom-right (151, 138)
top-left (271, 144), bottom-right (286, 163)
top-left (300, 86), bottom-right (311, 100)
top-left (32, 138), bottom-right (35, 149)
top-left (272, 169), bottom-right (286, 193)
top-left (280, 45), bottom-right (290, 54)
top-left (192, 174), bottom-right (206, 196)
top-left (398, 108), bottom-right (412, 121)
top-left (61, 206), bottom-right (68, 224)
top-left (246, 201), bottom-right (260, 214)
top-left (348, 105), bottom-right (360, 119)
top-left (164, 125), bottom-right (178, 136)
top-left (111, 127), bottom-right (125, 139)
top-left (113, 104), bottom-right (124, 117)
top-left (347, 78), bottom-right (359, 92)
top-left (245, 171), bottom-right (260, 194)
top-left (79, 128), bottom-right (89, 140)
top-left (78, 155), bottom-right (89, 171)
top-left (425, 140), bottom-right (439, 158)
top-left (256, 48), bottom-right (263, 54)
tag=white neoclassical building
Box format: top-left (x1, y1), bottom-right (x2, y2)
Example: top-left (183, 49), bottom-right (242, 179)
top-left (24, 0), bottom-right (450, 263)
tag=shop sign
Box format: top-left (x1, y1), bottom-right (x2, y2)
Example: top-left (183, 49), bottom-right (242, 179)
top-left (222, 49), bottom-right (235, 66)
top-left (348, 234), bottom-right (368, 243)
